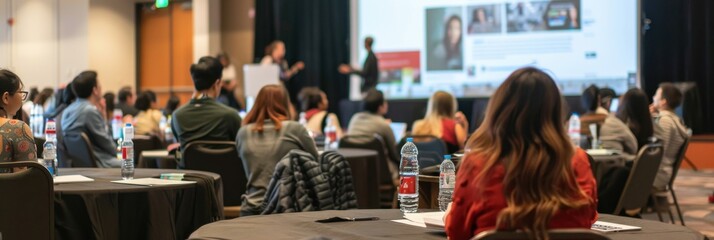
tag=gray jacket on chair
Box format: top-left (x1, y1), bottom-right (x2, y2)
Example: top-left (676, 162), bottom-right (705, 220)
top-left (260, 150), bottom-right (357, 214)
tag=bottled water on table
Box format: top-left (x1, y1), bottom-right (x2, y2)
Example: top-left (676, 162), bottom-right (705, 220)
top-left (438, 155), bottom-right (456, 211)
top-left (121, 123), bottom-right (135, 180)
top-left (40, 119), bottom-right (57, 176)
top-left (399, 138), bottom-right (419, 213)
top-left (111, 109), bottom-right (123, 140)
top-left (568, 113), bottom-right (581, 147)
top-left (323, 117), bottom-right (337, 150)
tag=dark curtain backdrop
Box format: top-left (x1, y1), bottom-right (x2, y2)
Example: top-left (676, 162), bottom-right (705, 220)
top-left (643, 0), bottom-right (714, 134)
top-left (255, 0), bottom-right (714, 134)
top-left (254, 0), bottom-right (350, 114)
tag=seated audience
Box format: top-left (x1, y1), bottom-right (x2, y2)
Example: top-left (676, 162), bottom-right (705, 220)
top-left (236, 84), bottom-right (318, 216)
top-left (297, 87), bottom-right (343, 138)
top-left (134, 90), bottom-right (163, 136)
top-left (411, 91), bottom-right (468, 153)
top-left (445, 67), bottom-right (597, 240)
top-left (46, 83), bottom-right (76, 119)
top-left (347, 89), bottom-right (399, 168)
top-left (599, 87), bottom-right (616, 112)
top-left (61, 71), bottom-right (121, 168)
top-left (172, 56), bottom-right (242, 167)
top-left (21, 87), bottom-right (39, 116)
top-left (579, 85), bottom-right (608, 137)
top-left (103, 92), bottom-right (116, 121)
top-left (612, 88), bottom-right (654, 149)
top-left (0, 70), bottom-right (37, 163)
top-left (163, 94), bottom-right (181, 117)
top-left (600, 89), bottom-right (645, 160)
top-left (650, 83), bottom-right (688, 190)
top-left (117, 86), bottom-right (139, 117)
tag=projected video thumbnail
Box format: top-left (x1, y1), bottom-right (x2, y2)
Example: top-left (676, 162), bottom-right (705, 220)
top-left (467, 5), bottom-right (502, 34)
top-left (507, 0), bottom-right (581, 32)
top-left (425, 7), bottom-right (464, 71)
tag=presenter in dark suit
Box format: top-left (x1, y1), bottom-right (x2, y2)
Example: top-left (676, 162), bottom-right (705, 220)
top-left (339, 37), bottom-right (379, 93)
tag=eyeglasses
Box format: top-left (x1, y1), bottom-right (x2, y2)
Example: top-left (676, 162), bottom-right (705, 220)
top-left (16, 91), bottom-right (28, 101)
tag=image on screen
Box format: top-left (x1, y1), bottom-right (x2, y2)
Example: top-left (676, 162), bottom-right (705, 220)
top-left (354, 0), bottom-right (639, 99)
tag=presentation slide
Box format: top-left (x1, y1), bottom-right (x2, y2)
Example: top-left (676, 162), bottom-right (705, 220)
top-left (354, 0), bottom-right (639, 99)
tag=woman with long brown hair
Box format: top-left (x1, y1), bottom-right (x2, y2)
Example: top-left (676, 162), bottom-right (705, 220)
top-left (412, 90), bottom-right (468, 153)
top-left (445, 67), bottom-right (597, 240)
top-left (236, 84), bottom-right (318, 216)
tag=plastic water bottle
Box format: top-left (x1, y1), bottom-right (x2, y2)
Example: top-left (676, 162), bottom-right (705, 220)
top-left (31, 104), bottom-right (44, 137)
top-left (40, 119), bottom-right (57, 176)
top-left (323, 117), bottom-right (337, 150)
top-left (163, 115), bottom-right (175, 144)
top-left (568, 113), bottom-right (581, 147)
top-left (399, 137), bottom-right (419, 213)
top-left (111, 109), bottom-right (123, 140)
top-left (438, 155), bottom-right (456, 211)
top-left (121, 123), bottom-right (135, 180)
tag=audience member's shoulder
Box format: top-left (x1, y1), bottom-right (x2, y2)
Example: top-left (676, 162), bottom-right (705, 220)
top-left (282, 120), bottom-right (303, 130)
top-left (572, 148), bottom-right (590, 164)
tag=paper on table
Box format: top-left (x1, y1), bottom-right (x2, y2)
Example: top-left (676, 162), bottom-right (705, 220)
top-left (111, 178), bottom-right (196, 186)
top-left (54, 175), bottom-right (95, 184)
top-left (403, 212), bottom-right (445, 224)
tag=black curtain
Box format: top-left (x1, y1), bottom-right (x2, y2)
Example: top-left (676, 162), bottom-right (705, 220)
top-left (642, 0), bottom-right (714, 134)
top-left (254, 0), bottom-right (351, 115)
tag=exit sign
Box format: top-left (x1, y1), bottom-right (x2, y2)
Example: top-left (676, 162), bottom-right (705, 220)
top-left (156, 0), bottom-right (169, 8)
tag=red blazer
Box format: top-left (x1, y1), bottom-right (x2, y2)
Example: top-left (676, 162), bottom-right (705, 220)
top-left (445, 148), bottom-right (598, 240)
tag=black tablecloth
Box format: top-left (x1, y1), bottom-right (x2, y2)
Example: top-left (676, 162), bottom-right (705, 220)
top-left (54, 168), bottom-right (223, 240)
top-left (189, 209), bottom-right (703, 240)
top-left (334, 148), bottom-right (380, 209)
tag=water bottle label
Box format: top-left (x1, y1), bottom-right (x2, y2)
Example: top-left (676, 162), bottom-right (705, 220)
top-left (122, 146), bottom-right (134, 160)
top-left (399, 175), bottom-right (416, 194)
top-left (440, 173), bottom-right (455, 188)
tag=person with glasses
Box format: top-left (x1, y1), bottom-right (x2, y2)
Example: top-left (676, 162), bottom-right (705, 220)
top-left (0, 69), bottom-right (37, 163)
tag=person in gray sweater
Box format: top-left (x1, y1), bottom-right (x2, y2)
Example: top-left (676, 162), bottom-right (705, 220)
top-left (236, 84), bottom-right (318, 216)
top-left (347, 90), bottom-right (399, 178)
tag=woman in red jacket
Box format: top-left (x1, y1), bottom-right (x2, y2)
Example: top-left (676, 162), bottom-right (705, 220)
top-left (444, 67), bottom-right (598, 240)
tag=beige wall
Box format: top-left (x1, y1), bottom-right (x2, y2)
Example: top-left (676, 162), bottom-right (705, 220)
top-left (88, 0), bottom-right (137, 94)
top-left (220, 0), bottom-right (254, 106)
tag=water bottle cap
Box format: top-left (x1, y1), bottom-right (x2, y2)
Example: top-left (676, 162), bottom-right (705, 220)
top-left (124, 123), bottom-right (132, 127)
top-left (444, 155), bottom-right (451, 160)
top-left (406, 137), bottom-right (413, 142)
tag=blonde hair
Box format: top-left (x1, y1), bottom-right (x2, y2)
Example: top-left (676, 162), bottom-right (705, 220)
top-left (467, 67), bottom-right (590, 240)
top-left (412, 91), bottom-right (457, 138)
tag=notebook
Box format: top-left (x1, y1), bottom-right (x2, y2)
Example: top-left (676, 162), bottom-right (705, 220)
top-left (591, 221), bottom-right (642, 232)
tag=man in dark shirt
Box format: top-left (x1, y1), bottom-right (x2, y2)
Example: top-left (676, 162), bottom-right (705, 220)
top-left (116, 86), bottom-right (139, 117)
top-left (172, 56), bottom-right (242, 167)
top-left (339, 37), bottom-right (380, 93)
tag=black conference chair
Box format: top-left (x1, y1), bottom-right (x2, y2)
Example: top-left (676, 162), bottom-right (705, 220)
top-left (339, 134), bottom-right (397, 208)
top-left (132, 134), bottom-right (164, 166)
top-left (652, 137), bottom-right (690, 225)
top-left (183, 140), bottom-right (246, 218)
top-left (473, 229), bottom-right (611, 240)
top-left (613, 143), bottom-right (664, 215)
top-left (62, 132), bottom-right (99, 168)
top-left (0, 161), bottom-right (54, 240)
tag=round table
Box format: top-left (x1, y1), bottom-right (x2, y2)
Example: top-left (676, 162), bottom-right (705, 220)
top-left (334, 148), bottom-right (380, 209)
top-left (54, 168), bottom-right (223, 240)
top-left (189, 209), bottom-right (704, 240)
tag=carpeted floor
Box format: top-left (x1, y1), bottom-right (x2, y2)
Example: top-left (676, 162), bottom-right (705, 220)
top-left (640, 169), bottom-right (714, 238)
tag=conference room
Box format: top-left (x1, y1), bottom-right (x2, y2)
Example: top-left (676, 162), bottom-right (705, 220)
top-left (1, 0), bottom-right (713, 239)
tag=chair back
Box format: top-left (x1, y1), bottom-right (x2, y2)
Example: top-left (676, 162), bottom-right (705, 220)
top-left (397, 135), bottom-right (448, 169)
top-left (339, 134), bottom-right (393, 186)
top-left (132, 134), bottom-right (164, 165)
top-left (183, 141), bottom-right (245, 206)
top-left (63, 132), bottom-right (99, 167)
top-left (613, 143), bottom-right (664, 214)
top-left (0, 161), bottom-right (54, 240)
top-left (35, 137), bottom-right (46, 158)
top-left (473, 229), bottom-right (610, 240)
top-left (669, 137), bottom-right (690, 187)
